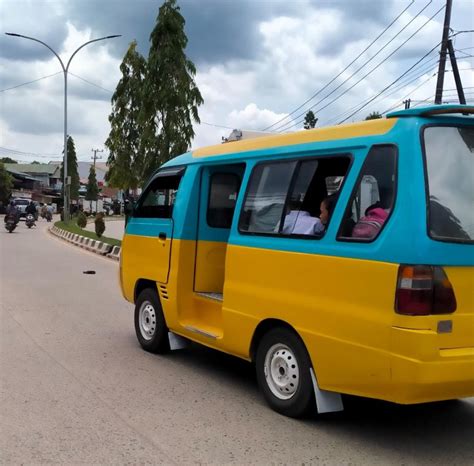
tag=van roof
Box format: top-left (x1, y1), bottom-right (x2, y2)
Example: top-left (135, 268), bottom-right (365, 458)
top-left (164, 104), bottom-right (473, 167)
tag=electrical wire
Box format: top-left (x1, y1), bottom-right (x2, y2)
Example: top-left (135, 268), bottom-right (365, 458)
top-left (338, 41), bottom-right (443, 124)
top-left (68, 72), bottom-right (114, 93)
top-left (261, 0), bottom-right (416, 131)
top-left (0, 72), bottom-right (62, 93)
top-left (279, 4), bottom-right (445, 132)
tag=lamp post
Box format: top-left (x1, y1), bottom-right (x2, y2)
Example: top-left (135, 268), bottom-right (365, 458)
top-left (5, 33), bottom-right (121, 221)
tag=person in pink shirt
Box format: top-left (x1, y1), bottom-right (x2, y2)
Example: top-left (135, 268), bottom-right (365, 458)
top-left (352, 203), bottom-right (389, 239)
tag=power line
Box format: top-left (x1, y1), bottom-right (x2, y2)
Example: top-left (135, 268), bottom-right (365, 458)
top-left (338, 41), bottom-right (443, 124)
top-left (280, 4), bottom-right (445, 132)
top-left (68, 72), bottom-right (114, 93)
top-left (0, 71), bottom-right (62, 93)
top-left (262, 0), bottom-right (415, 131)
top-left (0, 145), bottom-right (61, 157)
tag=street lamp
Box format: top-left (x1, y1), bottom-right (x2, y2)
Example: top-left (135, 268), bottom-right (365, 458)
top-left (5, 32), bottom-right (121, 221)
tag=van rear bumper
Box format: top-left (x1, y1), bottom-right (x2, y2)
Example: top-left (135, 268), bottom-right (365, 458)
top-left (390, 327), bottom-right (474, 404)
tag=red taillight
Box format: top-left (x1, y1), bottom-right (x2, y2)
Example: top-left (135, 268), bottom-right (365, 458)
top-left (395, 265), bottom-right (457, 316)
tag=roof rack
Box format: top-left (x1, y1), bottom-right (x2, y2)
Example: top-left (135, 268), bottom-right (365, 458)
top-left (387, 104), bottom-right (474, 118)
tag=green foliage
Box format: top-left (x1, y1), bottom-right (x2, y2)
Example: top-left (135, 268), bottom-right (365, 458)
top-left (85, 166), bottom-right (99, 201)
top-left (31, 161), bottom-right (40, 164)
top-left (139, 0), bottom-right (203, 180)
top-left (0, 157), bottom-right (17, 164)
top-left (94, 212), bottom-right (106, 238)
top-left (0, 162), bottom-right (13, 204)
top-left (303, 111), bottom-right (318, 129)
top-left (106, 40), bottom-right (147, 191)
top-left (60, 135), bottom-right (80, 200)
top-left (365, 111), bottom-right (382, 120)
top-left (54, 220), bottom-right (121, 247)
top-left (76, 211), bottom-right (87, 228)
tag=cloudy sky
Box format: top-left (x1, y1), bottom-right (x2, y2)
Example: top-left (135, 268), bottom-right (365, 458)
top-left (0, 0), bottom-right (473, 163)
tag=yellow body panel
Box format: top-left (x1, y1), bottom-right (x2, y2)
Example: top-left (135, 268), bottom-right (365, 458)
top-left (120, 235), bottom-right (474, 404)
top-left (193, 119), bottom-right (397, 157)
top-left (194, 240), bottom-right (227, 293)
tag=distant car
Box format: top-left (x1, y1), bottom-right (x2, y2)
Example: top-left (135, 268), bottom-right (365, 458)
top-left (13, 198), bottom-right (30, 219)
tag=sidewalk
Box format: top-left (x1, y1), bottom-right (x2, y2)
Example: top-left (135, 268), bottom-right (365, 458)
top-left (85, 218), bottom-right (125, 240)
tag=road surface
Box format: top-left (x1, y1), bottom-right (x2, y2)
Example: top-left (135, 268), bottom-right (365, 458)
top-left (1, 220), bottom-right (473, 464)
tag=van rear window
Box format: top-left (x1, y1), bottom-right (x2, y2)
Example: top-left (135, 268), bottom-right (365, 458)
top-left (423, 126), bottom-right (474, 243)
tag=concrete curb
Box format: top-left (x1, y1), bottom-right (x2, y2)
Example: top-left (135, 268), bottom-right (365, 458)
top-left (49, 225), bottom-right (120, 261)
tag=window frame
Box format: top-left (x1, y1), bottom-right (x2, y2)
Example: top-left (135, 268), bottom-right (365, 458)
top-left (238, 153), bottom-right (353, 240)
top-left (133, 166), bottom-right (186, 219)
top-left (206, 171), bottom-right (242, 229)
top-left (420, 123), bottom-right (474, 245)
top-left (336, 144), bottom-right (398, 243)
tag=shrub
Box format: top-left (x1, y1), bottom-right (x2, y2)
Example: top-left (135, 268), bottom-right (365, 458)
top-left (94, 212), bottom-right (105, 238)
top-left (76, 211), bottom-right (87, 228)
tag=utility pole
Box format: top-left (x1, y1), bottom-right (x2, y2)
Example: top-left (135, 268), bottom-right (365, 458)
top-left (447, 39), bottom-right (466, 104)
top-left (91, 148), bottom-right (103, 168)
top-left (91, 148), bottom-right (103, 213)
top-left (434, 0), bottom-right (453, 104)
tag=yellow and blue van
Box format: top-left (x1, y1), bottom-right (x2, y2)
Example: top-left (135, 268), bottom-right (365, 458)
top-left (120, 104), bottom-right (474, 418)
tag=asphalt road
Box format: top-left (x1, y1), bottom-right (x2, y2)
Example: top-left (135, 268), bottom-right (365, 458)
top-left (1, 220), bottom-right (473, 464)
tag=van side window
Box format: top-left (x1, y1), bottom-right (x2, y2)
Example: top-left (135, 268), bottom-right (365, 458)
top-left (239, 161), bottom-right (297, 233)
top-left (207, 173), bottom-right (241, 228)
top-left (338, 145), bottom-right (397, 241)
top-left (134, 172), bottom-right (183, 219)
top-left (239, 156), bottom-right (351, 236)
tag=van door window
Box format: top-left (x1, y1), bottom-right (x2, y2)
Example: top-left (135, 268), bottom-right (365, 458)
top-left (239, 161), bottom-right (297, 233)
top-left (207, 173), bottom-right (241, 228)
top-left (338, 145), bottom-right (397, 241)
top-left (134, 171), bottom-right (183, 218)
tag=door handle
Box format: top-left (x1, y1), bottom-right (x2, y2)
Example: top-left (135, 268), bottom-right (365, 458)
top-left (158, 232), bottom-right (167, 240)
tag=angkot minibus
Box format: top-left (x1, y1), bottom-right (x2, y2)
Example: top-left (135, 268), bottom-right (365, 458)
top-left (119, 104), bottom-right (474, 418)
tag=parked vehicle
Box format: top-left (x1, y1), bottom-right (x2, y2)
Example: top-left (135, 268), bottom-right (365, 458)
top-left (12, 198), bottom-right (30, 219)
top-left (25, 213), bottom-right (35, 228)
top-left (119, 104), bottom-right (474, 418)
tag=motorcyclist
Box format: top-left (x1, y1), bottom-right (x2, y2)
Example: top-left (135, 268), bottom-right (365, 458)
top-left (26, 200), bottom-right (37, 218)
top-left (5, 201), bottom-right (19, 223)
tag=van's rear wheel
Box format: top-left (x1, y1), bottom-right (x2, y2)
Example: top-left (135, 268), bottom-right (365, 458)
top-left (134, 288), bottom-right (169, 354)
top-left (256, 328), bottom-right (314, 418)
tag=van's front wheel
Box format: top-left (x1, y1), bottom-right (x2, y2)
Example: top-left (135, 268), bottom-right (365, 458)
top-left (256, 328), bottom-right (314, 418)
top-left (134, 288), bottom-right (169, 354)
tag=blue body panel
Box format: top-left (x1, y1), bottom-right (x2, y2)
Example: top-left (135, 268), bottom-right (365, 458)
top-left (131, 107), bottom-right (474, 266)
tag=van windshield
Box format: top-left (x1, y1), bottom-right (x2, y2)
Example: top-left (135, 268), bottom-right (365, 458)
top-left (423, 126), bottom-right (474, 243)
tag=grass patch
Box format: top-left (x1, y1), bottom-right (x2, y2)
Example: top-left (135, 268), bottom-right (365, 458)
top-left (55, 220), bottom-right (122, 247)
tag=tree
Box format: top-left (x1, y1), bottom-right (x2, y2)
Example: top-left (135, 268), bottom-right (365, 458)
top-left (105, 40), bottom-right (147, 191)
top-left (365, 111), bottom-right (382, 120)
top-left (60, 135), bottom-right (80, 201)
top-left (0, 162), bottom-right (13, 204)
top-left (31, 161), bottom-right (40, 164)
top-left (0, 157), bottom-right (17, 164)
top-left (303, 111), bottom-right (318, 129)
top-left (85, 165), bottom-right (99, 210)
top-left (140, 0), bottom-right (203, 180)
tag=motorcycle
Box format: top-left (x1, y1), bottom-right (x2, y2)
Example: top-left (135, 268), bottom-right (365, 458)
top-left (25, 213), bottom-right (36, 228)
top-left (4, 214), bottom-right (17, 233)
top-left (45, 211), bottom-right (52, 222)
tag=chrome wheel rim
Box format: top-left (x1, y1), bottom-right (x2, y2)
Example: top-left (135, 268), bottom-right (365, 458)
top-left (138, 301), bottom-right (157, 341)
top-left (264, 343), bottom-right (299, 400)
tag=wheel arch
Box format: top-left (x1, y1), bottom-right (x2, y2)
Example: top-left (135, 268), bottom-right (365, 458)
top-left (134, 278), bottom-right (158, 303)
top-left (249, 318), bottom-right (300, 363)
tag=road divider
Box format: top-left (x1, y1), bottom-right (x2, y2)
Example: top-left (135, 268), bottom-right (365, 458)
top-left (49, 225), bottom-right (119, 261)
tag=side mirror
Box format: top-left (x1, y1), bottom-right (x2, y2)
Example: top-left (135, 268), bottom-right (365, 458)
top-left (124, 200), bottom-right (134, 226)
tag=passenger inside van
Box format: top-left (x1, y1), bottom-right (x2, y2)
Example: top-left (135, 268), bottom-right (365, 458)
top-left (351, 202), bottom-right (389, 239)
top-left (281, 208), bottom-right (324, 235)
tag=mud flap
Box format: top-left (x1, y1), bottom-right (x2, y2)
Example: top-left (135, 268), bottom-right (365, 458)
top-left (168, 332), bottom-right (188, 350)
top-left (310, 368), bottom-right (344, 414)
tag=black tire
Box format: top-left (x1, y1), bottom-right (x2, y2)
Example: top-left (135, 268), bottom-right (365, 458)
top-left (134, 288), bottom-right (170, 354)
top-left (256, 327), bottom-right (315, 418)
